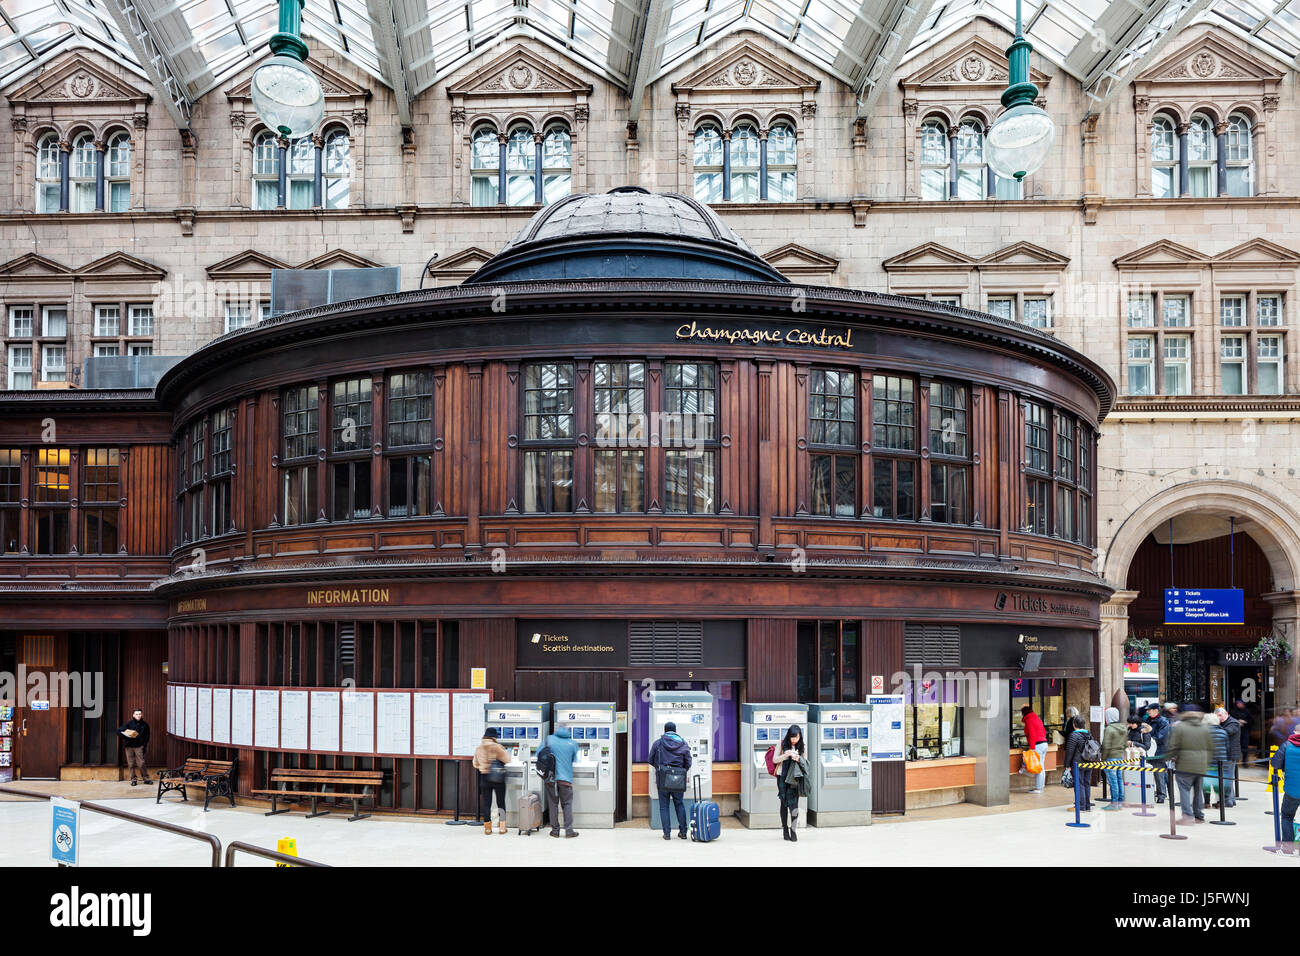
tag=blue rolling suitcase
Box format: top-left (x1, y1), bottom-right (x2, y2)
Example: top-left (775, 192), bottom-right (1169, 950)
top-left (689, 774), bottom-right (720, 843)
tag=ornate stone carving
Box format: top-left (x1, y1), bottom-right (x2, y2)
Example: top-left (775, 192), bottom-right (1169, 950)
top-left (133, 111), bottom-right (148, 130)
top-left (734, 58), bottom-right (758, 85)
top-left (574, 104), bottom-right (589, 123)
top-left (902, 99), bottom-right (918, 119)
top-left (508, 64), bottom-right (533, 89)
top-left (68, 71), bottom-right (97, 98)
top-left (1191, 52), bottom-right (1217, 78)
top-left (801, 101), bottom-right (817, 118)
top-left (960, 55), bottom-right (985, 81)
top-left (351, 108), bottom-right (368, 126)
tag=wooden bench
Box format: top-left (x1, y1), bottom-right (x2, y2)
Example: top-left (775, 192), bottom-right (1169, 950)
top-left (251, 768), bottom-right (384, 821)
top-left (156, 757), bottom-right (238, 811)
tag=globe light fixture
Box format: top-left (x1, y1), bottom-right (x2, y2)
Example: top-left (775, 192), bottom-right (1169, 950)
top-left (250, 0), bottom-right (324, 139)
top-left (986, 0), bottom-right (1055, 182)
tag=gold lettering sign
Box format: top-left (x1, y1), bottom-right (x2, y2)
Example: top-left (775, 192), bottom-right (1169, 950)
top-left (675, 320), bottom-right (854, 350)
top-left (176, 598), bottom-right (207, 613)
top-left (305, 588), bottom-right (392, 606)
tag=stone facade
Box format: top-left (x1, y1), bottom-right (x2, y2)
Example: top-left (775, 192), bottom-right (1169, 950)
top-left (2, 18), bottom-right (1299, 704)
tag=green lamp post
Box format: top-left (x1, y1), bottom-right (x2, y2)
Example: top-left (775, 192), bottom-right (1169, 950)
top-left (250, 0), bottom-right (325, 138)
top-left (986, 0), bottom-right (1056, 182)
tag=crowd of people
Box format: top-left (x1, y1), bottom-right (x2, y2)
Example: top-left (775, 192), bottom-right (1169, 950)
top-left (1021, 701), bottom-right (1300, 852)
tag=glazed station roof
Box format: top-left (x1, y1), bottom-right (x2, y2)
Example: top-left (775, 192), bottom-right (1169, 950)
top-left (3, 0), bottom-right (1296, 130)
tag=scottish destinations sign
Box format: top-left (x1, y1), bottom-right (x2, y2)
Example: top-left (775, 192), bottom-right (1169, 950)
top-left (1164, 588), bottom-right (1245, 625)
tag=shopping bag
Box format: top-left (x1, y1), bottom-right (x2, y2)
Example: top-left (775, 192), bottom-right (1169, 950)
top-left (1022, 748), bottom-right (1042, 776)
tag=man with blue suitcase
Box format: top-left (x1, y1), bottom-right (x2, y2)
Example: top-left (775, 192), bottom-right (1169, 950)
top-left (649, 721), bottom-right (692, 841)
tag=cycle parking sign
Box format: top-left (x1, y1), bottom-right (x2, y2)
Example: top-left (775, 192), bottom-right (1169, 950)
top-left (50, 797), bottom-right (80, 867)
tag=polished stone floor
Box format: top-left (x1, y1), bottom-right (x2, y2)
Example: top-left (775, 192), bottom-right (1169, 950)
top-left (1, 776), bottom-right (1294, 867)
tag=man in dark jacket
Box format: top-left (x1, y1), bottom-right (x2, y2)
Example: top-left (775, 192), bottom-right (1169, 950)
top-left (1214, 707), bottom-right (1242, 807)
top-left (1145, 703), bottom-right (1172, 803)
top-left (1167, 709), bottom-right (1211, 823)
top-left (649, 722), bottom-right (692, 841)
top-left (1268, 723), bottom-right (1300, 853)
top-left (116, 709), bottom-right (151, 786)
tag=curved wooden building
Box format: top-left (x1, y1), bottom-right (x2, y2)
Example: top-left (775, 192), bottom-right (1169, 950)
top-left (1, 188), bottom-right (1114, 815)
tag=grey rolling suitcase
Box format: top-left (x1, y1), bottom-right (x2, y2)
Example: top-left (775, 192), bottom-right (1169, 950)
top-left (517, 761), bottom-right (543, 835)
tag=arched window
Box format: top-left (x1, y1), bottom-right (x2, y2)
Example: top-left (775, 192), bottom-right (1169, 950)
top-left (106, 131), bottom-right (130, 211)
top-left (252, 130), bottom-right (279, 210)
top-left (693, 124), bottom-right (723, 203)
top-left (286, 137), bottom-right (314, 209)
top-left (955, 119), bottom-right (985, 200)
top-left (471, 124), bottom-right (499, 207)
top-left (920, 119), bottom-right (948, 200)
top-left (70, 133), bottom-right (96, 212)
top-left (36, 133), bottom-right (61, 212)
top-left (1150, 114), bottom-right (1177, 198)
top-left (541, 123), bottom-right (571, 205)
top-left (505, 125), bottom-right (536, 206)
top-left (729, 123), bottom-right (760, 202)
top-left (1188, 113), bottom-right (1215, 197)
top-left (767, 122), bottom-right (797, 201)
top-left (1225, 113), bottom-right (1253, 197)
top-left (323, 126), bottom-right (350, 209)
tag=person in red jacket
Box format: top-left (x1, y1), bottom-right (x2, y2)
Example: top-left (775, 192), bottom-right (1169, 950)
top-left (1021, 706), bottom-right (1049, 793)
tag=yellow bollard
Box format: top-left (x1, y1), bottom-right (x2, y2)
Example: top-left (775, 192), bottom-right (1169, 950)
top-left (276, 836), bottom-right (298, 868)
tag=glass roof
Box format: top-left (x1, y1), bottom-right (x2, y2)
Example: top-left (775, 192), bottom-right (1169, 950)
top-left (1, 0), bottom-right (1295, 123)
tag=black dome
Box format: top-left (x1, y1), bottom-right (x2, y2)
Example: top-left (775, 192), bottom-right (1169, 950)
top-left (464, 187), bottom-right (788, 284)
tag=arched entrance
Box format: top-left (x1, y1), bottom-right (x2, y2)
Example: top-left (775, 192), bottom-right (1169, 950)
top-left (1099, 480), bottom-right (1300, 751)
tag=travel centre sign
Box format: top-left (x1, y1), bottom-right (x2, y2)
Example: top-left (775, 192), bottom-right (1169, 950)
top-left (674, 320), bottom-right (854, 350)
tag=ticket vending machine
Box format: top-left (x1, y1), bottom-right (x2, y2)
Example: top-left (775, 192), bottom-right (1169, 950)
top-left (554, 702), bottom-right (616, 829)
top-left (807, 702), bottom-right (873, 827)
top-left (739, 703), bottom-right (808, 828)
top-left (483, 701), bottom-right (551, 828)
top-left (647, 690), bottom-right (713, 828)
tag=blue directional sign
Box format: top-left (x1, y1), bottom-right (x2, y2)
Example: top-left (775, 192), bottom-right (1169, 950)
top-left (1164, 588), bottom-right (1244, 625)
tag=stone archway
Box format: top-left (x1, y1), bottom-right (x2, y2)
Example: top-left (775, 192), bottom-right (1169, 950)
top-left (1098, 479), bottom-right (1300, 712)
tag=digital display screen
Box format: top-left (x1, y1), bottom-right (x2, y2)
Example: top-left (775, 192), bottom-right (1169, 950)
top-left (846, 728), bottom-right (857, 739)
top-left (823, 727), bottom-right (834, 739)
top-left (836, 728), bottom-right (846, 739)
top-left (528, 727), bottom-right (539, 739)
top-left (502, 727), bottom-right (514, 739)
top-left (599, 728), bottom-right (609, 739)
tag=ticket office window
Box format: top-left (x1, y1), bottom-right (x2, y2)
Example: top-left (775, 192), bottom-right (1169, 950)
top-left (1009, 678), bottom-right (1066, 749)
top-left (796, 620), bottom-right (860, 703)
top-left (904, 678), bottom-right (963, 760)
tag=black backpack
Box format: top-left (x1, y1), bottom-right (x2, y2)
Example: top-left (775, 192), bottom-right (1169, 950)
top-left (1080, 736), bottom-right (1102, 764)
top-left (535, 745), bottom-right (556, 780)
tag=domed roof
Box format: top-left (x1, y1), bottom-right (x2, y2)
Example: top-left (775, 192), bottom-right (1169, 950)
top-left (464, 187), bottom-right (788, 285)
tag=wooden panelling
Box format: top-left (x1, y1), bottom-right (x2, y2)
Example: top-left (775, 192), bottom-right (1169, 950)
top-left (119, 629), bottom-right (167, 757)
top-left (123, 444), bottom-right (171, 555)
top-left (1127, 531), bottom-right (1273, 627)
top-left (746, 618), bottom-right (796, 702)
top-left (863, 619), bottom-right (904, 813)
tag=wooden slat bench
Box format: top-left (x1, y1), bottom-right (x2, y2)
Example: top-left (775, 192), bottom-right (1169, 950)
top-left (251, 768), bottom-right (384, 821)
top-left (156, 757), bottom-right (238, 811)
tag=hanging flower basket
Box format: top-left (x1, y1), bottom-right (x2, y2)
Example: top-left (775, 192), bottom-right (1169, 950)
top-left (1122, 636), bottom-right (1151, 664)
top-left (1251, 633), bottom-right (1293, 663)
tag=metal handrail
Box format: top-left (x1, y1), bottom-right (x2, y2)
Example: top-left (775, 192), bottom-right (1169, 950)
top-left (0, 784), bottom-right (223, 867)
top-left (225, 840), bottom-right (330, 867)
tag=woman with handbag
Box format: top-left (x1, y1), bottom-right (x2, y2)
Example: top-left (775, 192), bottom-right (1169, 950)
top-left (649, 722), bottom-right (693, 841)
top-left (473, 727), bottom-right (511, 835)
top-left (772, 724), bottom-right (809, 843)
top-left (1062, 715), bottom-right (1097, 811)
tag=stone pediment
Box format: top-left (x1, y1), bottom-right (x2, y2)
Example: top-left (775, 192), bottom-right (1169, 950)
top-left (672, 41), bottom-right (821, 95)
top-left (77, 252), bottom-right (167, 281)
top-left (0, 253), bottom-right (76, 279)
top-left (900, 36), bottom-right (1049, 93)
top-left (1136, 31), bottom-right (1286, 85)
top-left (1114, 239), bottom-right (1211, 268)
top-left (1213, 238), bottom-right (1300, 265)
top-left (206, 250), bottom-right (293, 281)
top-left (226, 59), bottom-right (371, 102)
top-left (5, 54), bottom-right (150, 106)
top-left (297, 249), bottom-right (384, 270)
top-left (762, 243), bottom-right (839, 277)
top-left (429, 247), bottom-right (495, 282)
top-left (978, 241), bottom-right (1070, 271)
top-left (883, 243), bottom-right (979, 272)
top-left (445, 45), bottom-right (594, 99)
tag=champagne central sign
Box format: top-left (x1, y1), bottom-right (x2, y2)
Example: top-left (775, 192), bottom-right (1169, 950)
top-left (674, 320), bottom-right (854, 349)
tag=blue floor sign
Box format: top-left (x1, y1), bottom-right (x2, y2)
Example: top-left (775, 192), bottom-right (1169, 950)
top-left (1164, 588), bottom-right (1244, 624)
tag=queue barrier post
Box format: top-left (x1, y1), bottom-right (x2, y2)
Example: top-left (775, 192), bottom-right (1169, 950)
top-left (1209, 763), bottom-right (1235, 826)
top-left (1235, 760), bottom-right (1247, 802)
top-left (1066, 760), bottom-right (1089, 828)
top-left (1159, 761), bottom-right (1187, 841)
top-left (1134, 756), bottom-right (1156, 818)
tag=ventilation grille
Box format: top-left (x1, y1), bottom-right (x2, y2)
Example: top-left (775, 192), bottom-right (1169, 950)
top-left (629, 621), bottom-right (704, 666)
top-left (339, 624), bottom-right (355, 668)
top-left (903, 624), bottom-right (960, 668)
